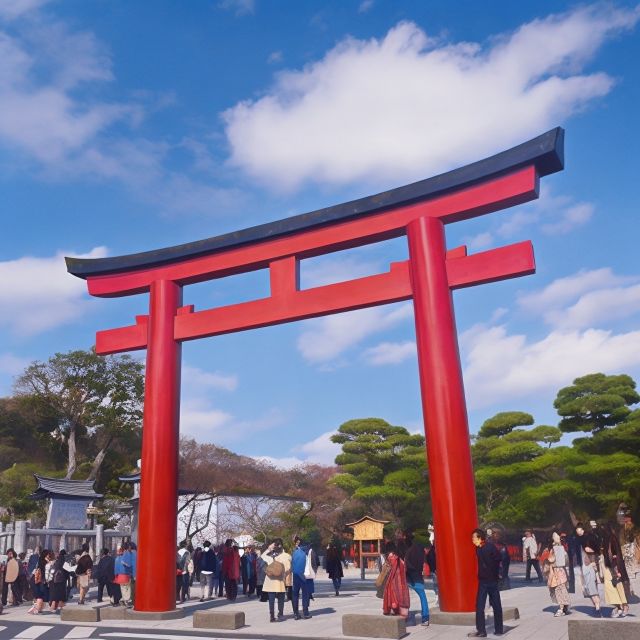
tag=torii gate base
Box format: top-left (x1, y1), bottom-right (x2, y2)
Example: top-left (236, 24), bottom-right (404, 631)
top-left (67, 128), bottom-right (564, 613)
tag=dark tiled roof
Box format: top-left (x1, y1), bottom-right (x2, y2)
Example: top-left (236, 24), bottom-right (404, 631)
top-left (28, 474), bottom-right (103, 500)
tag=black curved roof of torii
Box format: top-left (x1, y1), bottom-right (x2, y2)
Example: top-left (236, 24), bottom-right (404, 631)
top-left (66, 127), bottom-right (564, 279)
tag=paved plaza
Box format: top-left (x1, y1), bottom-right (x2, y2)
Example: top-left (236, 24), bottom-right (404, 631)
top-left (0, 564), bottom-right (638, 640)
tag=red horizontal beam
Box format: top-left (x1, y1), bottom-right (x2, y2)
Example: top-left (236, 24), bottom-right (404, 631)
top-left (94, 242), bottom-right (535, 355)
top-left (87, 167), bottom-right (538, 298)
top-left (174, 261), bottom-right (412, 343)
top-left (447, 241), bottom-right (535, 289)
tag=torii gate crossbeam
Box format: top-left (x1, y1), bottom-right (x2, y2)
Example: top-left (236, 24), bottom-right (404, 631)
top-left (67, 127), bottom-right (564, 613)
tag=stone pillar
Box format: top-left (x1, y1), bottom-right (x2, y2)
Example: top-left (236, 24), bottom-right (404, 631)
top-left (96, 524), bottom-right (104, 559)
top-left (14, 520), bottom-right (28, 554)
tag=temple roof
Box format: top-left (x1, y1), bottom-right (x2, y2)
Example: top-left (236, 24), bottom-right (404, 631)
top-left (66, 128), bottom-right (564, 279)
top-left (28, 474), bottom-right (103, 501)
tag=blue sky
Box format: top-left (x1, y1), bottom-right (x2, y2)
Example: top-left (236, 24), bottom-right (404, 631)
top-left (1, 0), bottom-right (640, 468)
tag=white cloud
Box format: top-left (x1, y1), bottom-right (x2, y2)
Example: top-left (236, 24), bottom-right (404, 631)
top-left (180, 399), bottom-right (235, 442)
top-left (301, 254), bottom-right (383, 288)
top-left (461, 324), bottom-right (640, 409)
top-left (182, 364), bottom-right (238, 392)
top-left (294, 429), bottom-right (342, 465)
top-left (362, 340), bottom-right (416, 365)
top-left (224, 5), bottom-right (639, 191)
top-left (267, 51), bottom-right (283, 65)
top-left (496, 184), bottom-right (595, 238)
top-left (518, 267), bottom-right (640, 328)
top-left (253, 455), bottom-right (305, 470)
top-left (0, 0), bottom-right (50, 20)
top-left (465, 231), bottom-right (494, 251)
top-left (0, 352), bottom-right (30, 375)
top-left (0, 247), bottom-right (107, 335)
top-left (0, 8), bottom-right (244, 217)
top-left (297, 303), bottom-right (413, 363)
top-left (358, 0), bottom-right (375, 14)
top-left (180, 395), bottom-right (285, 444)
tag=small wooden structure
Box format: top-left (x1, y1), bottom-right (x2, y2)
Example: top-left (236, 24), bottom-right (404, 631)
top-left (346, 516), bottom-right (389, 579)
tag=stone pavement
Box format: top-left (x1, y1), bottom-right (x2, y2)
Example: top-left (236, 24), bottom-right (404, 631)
top-left (0, 564), bottom-right (638, 639)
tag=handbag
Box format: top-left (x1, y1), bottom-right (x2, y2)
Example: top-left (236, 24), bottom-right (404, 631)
top-left (265, 560), bottom-right (285, 580)
top-left (114, 573), bottom-right (131, 585)
top-left (375, 561), bottom-right (391, 588)
top-left (304, 550), bottom-right (316, 580)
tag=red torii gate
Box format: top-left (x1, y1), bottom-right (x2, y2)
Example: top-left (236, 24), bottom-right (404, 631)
top-left (67, 128), bottom-right (564, 613)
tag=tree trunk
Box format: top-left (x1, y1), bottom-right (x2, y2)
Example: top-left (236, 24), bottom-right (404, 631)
top-left (87, 435), bottom-right (114, 481)
top-left (65, 425), bottom-right (77, 479)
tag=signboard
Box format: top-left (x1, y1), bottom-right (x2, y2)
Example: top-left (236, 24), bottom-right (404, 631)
top-left (47, 499), bottom-right (90, 529)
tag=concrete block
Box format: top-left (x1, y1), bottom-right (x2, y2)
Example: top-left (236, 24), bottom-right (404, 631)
top-left (430, 606), bottom-right (519, 626)
top-left (193, 610), bottom-right (245, 630)
top-left (61, 606), bottom-right (100, 622)
top-left (99, 605), bottom-right (127, 620)
top-left (125, 608), bottom-right (185, 620)
top-left (568, 618), bottom-right (640, 640)
top-left (342, 613), bottom-right (407, 639)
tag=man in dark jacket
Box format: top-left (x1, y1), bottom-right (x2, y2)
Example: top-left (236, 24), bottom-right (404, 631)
top-left (93, 548), bottom-right (115, 603)
top-left (199, 541), bottom-right (217, 602)
top-left (468, 528), bottom-right (503, 638)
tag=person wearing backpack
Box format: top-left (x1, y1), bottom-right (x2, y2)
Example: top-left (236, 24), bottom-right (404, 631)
top-left (260, 538), bottom-right (291, 622)
top-left (49, 550), bottom-right (70, 612)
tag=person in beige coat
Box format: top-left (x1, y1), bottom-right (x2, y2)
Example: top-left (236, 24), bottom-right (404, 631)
top-left (260, 538), bottom-right (292, 622)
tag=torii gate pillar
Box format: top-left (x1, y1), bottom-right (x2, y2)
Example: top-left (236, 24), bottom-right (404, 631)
top-left (408, 216), bottom-right (478, 610)
top-left (137, 280), bottom-right (182, 612)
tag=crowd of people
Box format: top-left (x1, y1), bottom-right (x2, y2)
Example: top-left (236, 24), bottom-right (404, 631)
top-left (464, 510), bottom-right (640, 637)
top-left (517, 514), bottom-right (640, 619)
top-left (0, 541), bottom-right (137, 614)
top-left (0, 510), bottom-right (637, 632)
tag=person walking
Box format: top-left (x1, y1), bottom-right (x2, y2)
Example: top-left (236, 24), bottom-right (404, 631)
top-left (75, 543), bottom-right (93, 605)
top-left (1, 548), bottom-right (21, 606)
top-left (93, 548), bottom-right (115, 604)
top-left (602, 522), bottom-right (629, 617)
top-left (215, 545), bottom-right (225, 597)
top-left (404, 532), bottom-right (430, 626)
top-left (522, 530), bottom-right (543, 582)
top-left (199, 541), bottom-right (217, 602)
top-left (468, 528), bottom-right (503, 638)
top-left (49, 550), bottom-right (70, 613)
top-left (241, 545), bottom-right (257, 597)
top-left (619, 510), bottom-right (639, 599)
top-left (222, 539), bottom-right (240, 601)
top-left (543, 533), bottom-right (571, 617)
top-left (176, 541), bottom-right (191, 602)
top-left (112, 547), bottom-right (127, 607)
top-left (27, 549), bottom-right (50, 615)
top-left (575, 522), bottom-right (602, 617)
top-left (260, 538), bottom-right (291, 622)
top-left (325, 543), bottom-right (343, 596)
top-left (256, 546), bottom-right (267, 600)
top-left (381, 542), bottom-right (410, 619)
top-left (291, 536), bottom-right (315, 620)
